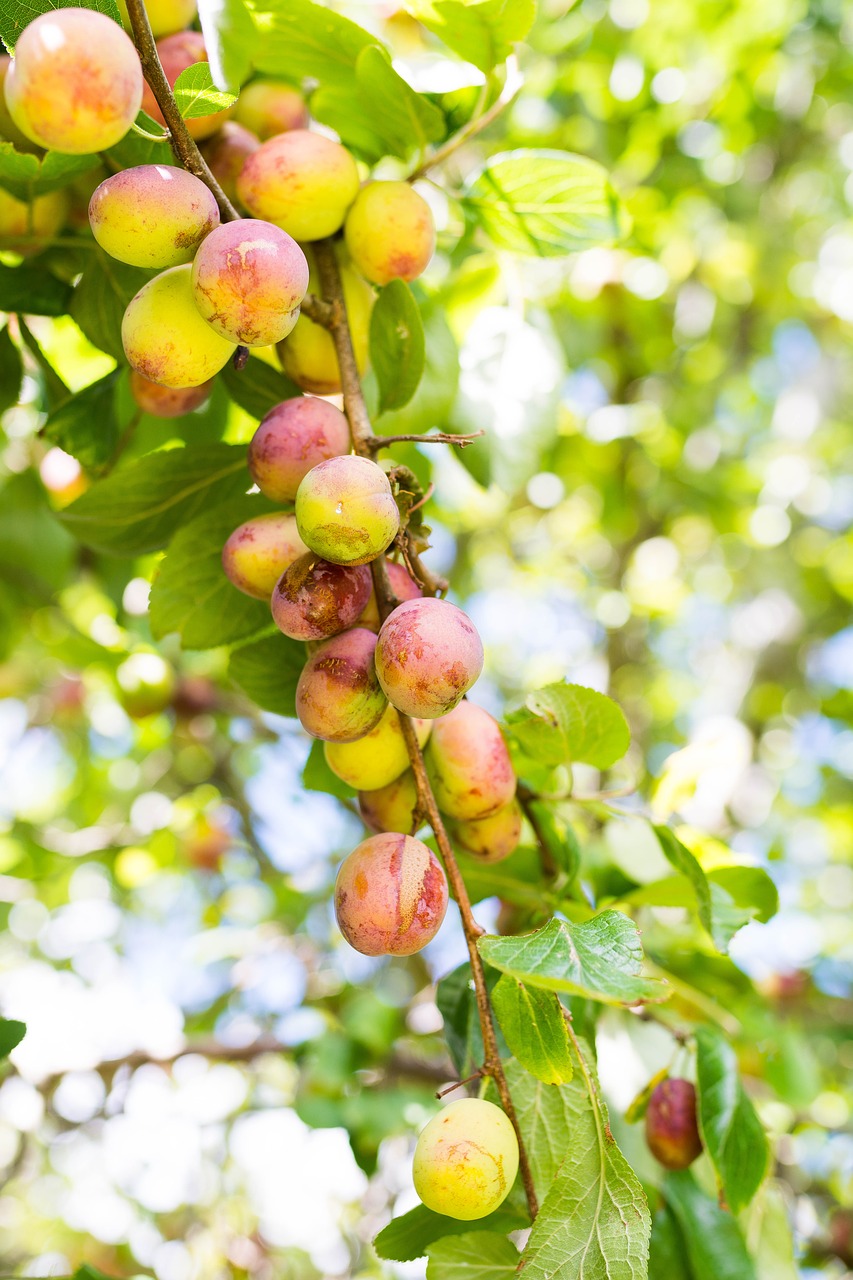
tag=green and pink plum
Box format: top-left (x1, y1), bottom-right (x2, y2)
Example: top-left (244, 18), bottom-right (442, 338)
top-left (295, 455), bottom-right (399, 567)
top-left (222, 512), bottom-right (307, 600)
top-left (271, 552), bottom-right (371, 641)
top-left (334, 832), bottom-right (448, 956)
top-left (358, 560), bottom-right (423, 631)
top-left (4, 9), bottom-right (143, 154)
top-left (344, 181), bottom-right (436, 286)
top-left (0, 186), bottom-right (68, 252)
top-left (0, 57), bottom-right (40, 151)
top-left (324, 702), bottom-right (431, 791)
top-left (237, 129), bottom-right (360, 241)
top-left (117, 0), bottom-right (197, 37)
top-left (425, 700), bottom-right (516, 820)
top-left (142, 32), bottom-right (231, 140)
top-left (89, 164), bottom-right (220, 269)
top-left (201, 123), bottom-right (260, 205)
top-left (295, 627), bottom-right (386, 742)
top-left (129, 370), bottom-right (214, 419)
top-left (191, 219), bottom-right (308, 346)
top-left (413, 1098), bottom-right (519, 1220)
top-left (375, 598), bottom-right (484, 720)
top-left (234, 80), bottom-right (309, 138)
top-left (122, 264), bottom-right (236, 388)
top-left (448, 800), bottom-right (522, 862)
top-left (358, 770), bottom-right (420, 835)
top-left (645, 1079), bottom-right (703, 1170)
top-left (248, 397), bottom-right (351, 503)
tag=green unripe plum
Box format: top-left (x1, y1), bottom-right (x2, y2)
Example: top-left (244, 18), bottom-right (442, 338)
top-left (448, 800), bottom-right (522, 862)
top-left (201, 122), bottom-right (260, 206)
top-left (248, 397), bottom-right (351, 504)
top-left (296, 455), bottom-right (399, 567)
top-left (358, 560), bottom-right (423, 631)
top-left (234, 79), bottom-right (309, 138)
top-left (191, 219), bottom-right (309, 346)
top-left (358, 770), bottom-right (420, 834)
top-left (334, 832), bottom-right (448, 956)
top-left (237, 129), bottom-right (360, 241)
top-left (129, 370), bottom-right (214, 419)
top-left (0, 57), bottom-right (40, 151)
top-left (413, 1098), bottom-right (519, 1220)
top-left (295, 627), bottom-right (386, 742)
top-left (142, 33), bottom-right (231, 141)
top-left (375, 599), bottom-right (484, 720)
top-left (122, 264), bottom-right (236, 388)
top-left (0, 186), bottom-right (68, 253)
top-left (278, 256), bottom-right (372, 393)
top-left (222, 512), bottom-right (307, 600)
top-left (116, 652), bottom-right (175, 719)
top-left (324, 702), bottom-right (431, 791)
top-left (117, 0), bottom-right (197, 37)
top-left (645, 1079), bottom-right (703, 1170)
top-left (344, 181), bottom-right (436, 286)
top-left (4, 9), bottom-right (143, 155)
top-left (88, 164), bottom-right (220, 269)
top-left (271, 552), bottom-right (371, 641)
top-left (426, 701), bottom-right (516, 820)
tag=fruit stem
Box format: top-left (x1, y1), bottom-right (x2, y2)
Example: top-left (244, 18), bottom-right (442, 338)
top-left (313, 235), bottom-right (540, 1223)
top-left (123, 0), bottom-right (240, 222)
top-left (368, 429), bottom-right (486, 449)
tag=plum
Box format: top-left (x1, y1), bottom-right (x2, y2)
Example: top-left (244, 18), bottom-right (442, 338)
top-left (375, 598), bottom-right (484, 719)
top-left (344, 181), bottom-right (436, 286)
top-left (129, 371), bottom-right (214, 418)
top-left (334, 832), bottom-right (447, 955)
top-left (448, 800), bottom-right (522, 862)
top-left (295, 455), bottom-right (400, 567)
top-left (237, 128), bottom-right (359, 241)
top-left (248, 397), bottom-right (351, 504)
top-left (325, 702), bottom-right (430, 791)
top-left (413, 1098), bottom-right (519, 1220)
top-left (271, 552), bottom-right (371, 641)
top-left (645, 1079), bottom-right (703, 1170)
top-left (222, 512), bottom-right (307, 600)
top-left (295, 627), bottom-right (386, 742)
top-left (201, 122), bottom-right (260, 206)
top-left (122, 264), bottom-right (236, 388)
top-left (89, 164), bottom-right (220, 269)
top-left (358, 770), bottom-right (421, 835)
top-left (234, 80), bottom-right (309, 138)
top-left (425, 700), bottom-right (516, 820)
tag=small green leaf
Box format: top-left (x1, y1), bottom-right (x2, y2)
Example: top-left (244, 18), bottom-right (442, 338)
top-left (0, 1017), bottom-right (25, 1058)
top-left (708, 866), bottom-right (778, 924)
top-left (228, 629), bottom-right (305, 717)
top-left (370, 280), bottom-right (426, 415)
top-left (505, 680), bottom-right (630, 770)
top-left (479, 912), bottom-right (666, 1006)
top-left (0, 325), bottom-right (22, 415)
top-left (654, 825), bottom-right (714, 941)
top-left (173, 62), bottom-right (238, 120)
top-left (406, 0), bottom-right (536, 73)
top-left (465, 149), bottom-right (624, 257)
top-left (0, 0), bottom-right (121, 51)
top-left (70, 251), bottom-right (151, 360)
top-left (373, 301), bottom-right (459, 437)
top-left (426, 1231), bottom-right (519, 1278)
top-left (624, 1066), bottom-right (668, 1124)
top-left (0, 140), bottom-right (99, 200)
top-left (695, 1026), bottom-right (768, 1213)
top-left (104, 111), bottom-right (172, 169)
top-left (373, 1201), bottom-right (528, 1263)
top-left (42, 370), bottom-right (122, 470)
top-left (0, 261), bottom-right (73, 315)
top-left (491, 977), bottom-right (572, 1085)
top-left (220, 358), bottom-right (301, 420)
top-left (664, 1170), bottom-right (757, 1280)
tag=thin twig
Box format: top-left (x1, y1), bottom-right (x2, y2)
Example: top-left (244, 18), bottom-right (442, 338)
top-left (408, 56), bottom-right (523, 182)
top-left (437, 1068), bottom-right (484, 1099)
top-left (518, 789), bottom-right (558, 879)
top-left (368, 430), bottom-right (486, 449)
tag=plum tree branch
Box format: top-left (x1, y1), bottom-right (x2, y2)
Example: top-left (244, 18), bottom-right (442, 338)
top-left (369, 429), bottom-right (485, 449)
top-left (313, 235), bottom-right (539, 1222)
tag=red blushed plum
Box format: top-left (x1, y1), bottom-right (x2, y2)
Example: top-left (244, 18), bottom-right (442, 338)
top-left (89, 164), bottom-right (220, 269)
top-left (359, 770), bottom-right (420, 835)
top-left (448, 800), bottom-right (522, 862)
top-left (358, 560), bottom-right (423, 631)
top-left (201, 123), bottom-right (260, 206)
top-left (142, 32), bottom-right (231, 140)
top-left (645, 1079), bottom-right (703, 1170)
top-left (295, 455), bottom-right (400, 567)
top-left (0, 56), bottom-right (40, 151)
top-left (5, 10), bottom-right (143, 154)
top-left (295, 627), bottom-right (386, 742)
top-left (248, 398), bottom-right (351, 504)
top-left (222, 512), bottom-right (307, 600)
top-left (271, 552), bottom-right (371, 641)
top-left (425, 701), bottom-right (516, 820)
top-left (375, 598), bottom-right (484, 719)
top-left (191, 219), bottom-right (309, 346)
top-left (122, 264), bottom-right (235, 388)
top-left (344, 181), bottom-right (436, 286)
top-left (129, 370), bottom-right (214, 419)
top-left (234, 80), bottom-right (309, 138)
top-left (237, 129), bottom-right (360, 241)
top-left (334, 833), bottom-right (448, 956)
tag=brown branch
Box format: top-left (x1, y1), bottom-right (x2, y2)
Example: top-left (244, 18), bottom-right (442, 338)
top-left (369, 430), bottom-right (485, 450)
top-left (408, 57), bottom-right (523, 183)
top-left (517, 789), bottom-right (558, 879)
top-left (123, 0), bottom-right (239, 222)
top-left (314, 237), bottom-right (539, 1222)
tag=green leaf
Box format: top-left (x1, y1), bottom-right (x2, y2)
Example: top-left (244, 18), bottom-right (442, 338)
top-left (426, 1231), bottom-right (519, 1278)
top-left (220, 358), bottom-right (301, 420)
top-left (742, 1181), bottom-right (798, 1280)
top-left (654, 824), bottom-right (715, 942)
top-left (465, 150), bottom-right (623, 257)
top-left (406, 0), bottom-right (536, 73)
top-left (514, 1038), bottom-right (651, 1280)
top-left (436, 961), bottom-right (507, 1078)
top-left (103, 111), bottom-right (172, 168)
top-left (0, 0), bottom-right (121, 52)
top-left (357, 46), bottom-right (445, 155)
top-left (708, 866), bottom-right (778, 924)
top-left (624, 1066), bottom-right (668, 1124)
top-left (228, 629), bottom-right (305, 717)
top-left (70, 252), bottom-right (151, 361)
top-left (370, 280), bottom-right (426, 415)
top-left (526, 801), bottom-right (580, 879)
top-left (0, 1017), bottom-right (25, 1058)
top-left (491, 976), bottom-right (573, 1085)
top-left (479, 912), bottom-right (666, 1006)
top-left (198, 0), bottom-right (255, 92)
top-left (72, 1267), bottom-right (116, 1280)
top-left (664, 1170), bottom-right (757, 1280)
top-left (505, 680), bottom-right (630, 770)
top-left (58, 443), bottom-right (250, 555)
top-left (373, 1202), bottom-right (527, 1262)
top-left (649, 1208), bottom-right (691, 1280)
top-left (0, 325), bottom-right (22, 415)
top-left (695, 1026), bottom-right (768, 1213)
top-left (173, 62), bottom-right (238, 119)
top-left (42, 370), bottom-right (121, 470)
top-left (372, 300), bottom-right (459, 437)
top-left (149, 496), bottom-right (276, 650)
top-left (251, 0), bottom-right (375, 87)
top-left (302, 738), bottom-right (356, 801)
top-left (0, 140), bottom-right (99, 199)
top-left (0, 261), bottom-right (73, 315)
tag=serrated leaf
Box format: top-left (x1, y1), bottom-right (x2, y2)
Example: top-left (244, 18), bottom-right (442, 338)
top-left (70, 251), bottom-right (151, 360)
top-left (505, 680), bottom-right (630, 770)
top-left (220, 358), bottom-right (301, 420)
top-left (0, 1017), bottom-right (25, 1058)
top-left (514, 1038), bottom-right (651, 1280)
top-left (426, 1231), bottom-right (519, 1278)
top-left (0, 140), bottom-right (98, 200)
top-left (695, 1026), bottom-right (768, 1213)
top-left (0, 0), bottom-right (121, 52)
top-left (479, 912), bottom-right (666, 1006)
top-left (58, 443), bottom-right (249, 554)
top-left (370, 280), bottom-right (425, 415)
top-left (149, 496), bottom-right (277, 650)
top-left (373, 1201), bottom-right (528, 1263)
top-left (198, 0), bottom-right (255, 93)
top-left (42, 370), bottom-right (121, 469)
top-left (664, 1170), bottom-right (757, 1280)
top-left (0, 261), bottom-right (73, 315)
top-left (465, 149), bottom-right (623, 257)
top-left (0, 325), bottom-right (22, 415)
top-left (491, 976), bottom-right (572, 1085)
top-left (303, 738), bottom-right (356, 800)
top-left (406, 0), bottom-right (536, 73)
top-left (173, 62), bottom-right (237, 119)
top-left (228, 629), bottom-right (305, 717)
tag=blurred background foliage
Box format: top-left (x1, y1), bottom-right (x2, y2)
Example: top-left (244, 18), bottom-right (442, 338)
top-left (1, 0), bottom-right (853, 1276)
